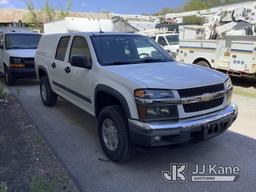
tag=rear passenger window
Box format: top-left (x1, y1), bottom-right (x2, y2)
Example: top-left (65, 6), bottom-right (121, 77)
top-left (69, 36), bottom-right (91, 62)
top-left (55, 36), bottom-right (70, 61)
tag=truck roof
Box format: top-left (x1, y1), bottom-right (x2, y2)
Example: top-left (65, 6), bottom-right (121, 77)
top-left (0, 27), bottom-right (38, 34)
top-left (42, 32), bottom-right (141, 37)
top-left (1, 32), bottom-right (41, 35)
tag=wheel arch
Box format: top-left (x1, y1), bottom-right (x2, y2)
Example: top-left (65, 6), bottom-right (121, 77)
top-left (94, 85), bottom-right (131, 119)
top-left (38, 65), bottom-right (49, 80)
top-left (193, 57), bottom-right (212, 67)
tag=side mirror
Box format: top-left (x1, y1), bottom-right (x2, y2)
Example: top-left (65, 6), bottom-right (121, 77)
top-left (70, 56), bottom-right (92, 69)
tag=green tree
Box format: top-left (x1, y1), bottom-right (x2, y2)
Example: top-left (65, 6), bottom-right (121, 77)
top-left (24, 0), bottom-right (72, 30)
top-left (183, 0), bottom-right (208, 24)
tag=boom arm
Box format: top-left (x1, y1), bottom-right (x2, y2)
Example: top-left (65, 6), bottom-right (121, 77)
top-left (165, 1), bottom-right (256, 39)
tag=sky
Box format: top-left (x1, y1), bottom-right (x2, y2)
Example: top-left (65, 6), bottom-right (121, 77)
top-left (0, 0), bottom-right (187, 14)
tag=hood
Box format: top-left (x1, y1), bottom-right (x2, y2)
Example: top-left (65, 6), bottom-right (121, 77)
top-left (103, 62), bottom-right (228, 90)
top-left (6, 49), bottom-right (36, 58)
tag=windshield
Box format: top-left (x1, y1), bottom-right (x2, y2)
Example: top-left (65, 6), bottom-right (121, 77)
top-left (5, 34), bottom-right (41, 50)
top-left (91, 35), bottom-right (174, 66)
top-left (165, 35), bottom-right (179, 45)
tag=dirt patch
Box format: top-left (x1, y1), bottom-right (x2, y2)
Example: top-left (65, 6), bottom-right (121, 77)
top-left (0, 95), bottom-right (80, 192)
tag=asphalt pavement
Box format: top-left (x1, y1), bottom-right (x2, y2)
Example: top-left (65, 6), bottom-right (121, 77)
top-left (5, 79), bottom-right (256, 192)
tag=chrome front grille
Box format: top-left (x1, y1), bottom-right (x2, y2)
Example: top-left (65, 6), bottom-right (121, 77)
top-left (178, 84), bottom-right (226, 113)
top-left (183, 97), bottom-right (224, 113)
top-left (178, 84), bottom-right (225, 98)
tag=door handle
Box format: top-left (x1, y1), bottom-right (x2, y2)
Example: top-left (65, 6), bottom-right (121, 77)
top-left (64, 67), bottom-right (71, 73)
top-left (51, 63), bottom-right (56, 68)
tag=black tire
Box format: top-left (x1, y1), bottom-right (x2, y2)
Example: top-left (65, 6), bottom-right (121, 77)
top-left (98, 105), bottom-right (132, 163)
top-left (40, 76), bottom-right (57, 107)
top-left (4, 67), bottom-right (15, 86)
top-left (195, 60), bottom-right (211, 68)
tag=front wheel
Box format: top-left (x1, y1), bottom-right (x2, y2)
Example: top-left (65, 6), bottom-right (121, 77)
top-left (195, 61), bottom-right (211, 68)
top-left (98, 106), bottom-right (132, 163)
top-left (40, 76), bottom-right (58, 107)
top-left (4, 67), bottom-right (15, 86)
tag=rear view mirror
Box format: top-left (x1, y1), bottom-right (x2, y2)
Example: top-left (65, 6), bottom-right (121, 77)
top-left (70, 56), bottom-right (92, 69)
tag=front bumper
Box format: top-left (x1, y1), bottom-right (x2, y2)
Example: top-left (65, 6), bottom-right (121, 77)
top-left (128, 104), bottom-right (238, 147)
top-left (8, 68), bottom-right (36, 79)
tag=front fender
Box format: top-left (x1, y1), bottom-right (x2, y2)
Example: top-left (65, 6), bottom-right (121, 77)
top-left (94, 84), bottom-right (132, 118)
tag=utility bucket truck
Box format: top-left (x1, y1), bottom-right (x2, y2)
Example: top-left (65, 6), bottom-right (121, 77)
top-left (177, 36), bottom-right (256, 78)
top-left (167, 1), bottom-right (256, 79)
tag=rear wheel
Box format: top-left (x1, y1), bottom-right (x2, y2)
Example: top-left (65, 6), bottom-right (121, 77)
top-left (40, 76), bottom-right (57, 107)
top-left (4, 67), bottom-right (15, 86)
top-left (195, 60), bottom-right (211, 68)
top-left (98, 105), bottom-right (132, 163)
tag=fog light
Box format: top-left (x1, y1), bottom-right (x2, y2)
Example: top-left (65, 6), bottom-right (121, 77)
top-left (154, 136), bottom-right (161, 142)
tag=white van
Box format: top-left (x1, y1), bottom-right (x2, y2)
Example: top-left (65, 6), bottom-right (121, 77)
top-left (0, 28), bottom-right (41, 85)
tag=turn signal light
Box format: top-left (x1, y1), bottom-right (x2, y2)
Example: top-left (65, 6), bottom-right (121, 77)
top-left (10, 64), bottom-right (25, 68)
top-left (134, 90), bottom-right (145, 98)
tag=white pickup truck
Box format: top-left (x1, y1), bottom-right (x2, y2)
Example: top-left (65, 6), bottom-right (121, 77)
top-left (139, 31), bottom-right (180, 58)
top-left (35, 32), bottom-right (238, 162)
top-left (152, 33), bottom-right (179, 58)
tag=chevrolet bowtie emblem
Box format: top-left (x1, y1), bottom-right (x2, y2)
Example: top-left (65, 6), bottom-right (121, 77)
top-left (200, 93), bottom-right (214, 102)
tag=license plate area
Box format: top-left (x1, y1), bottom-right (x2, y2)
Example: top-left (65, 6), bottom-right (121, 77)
top-left (203, 120), bottom-right (229, 140)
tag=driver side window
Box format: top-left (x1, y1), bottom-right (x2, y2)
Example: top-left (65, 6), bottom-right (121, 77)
top-left (69, 36), bottom-right (92, 64)
top-left (157, 36), bottom-right (168, 47)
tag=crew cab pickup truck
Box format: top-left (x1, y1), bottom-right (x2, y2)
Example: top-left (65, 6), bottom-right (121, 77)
top-left (0, 29), bottom-right (41, 85)
top-left (35, 32), bottom-right (238, 162)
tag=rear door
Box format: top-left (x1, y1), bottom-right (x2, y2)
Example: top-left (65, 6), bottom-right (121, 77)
top-left (50, 36), bottom-right (71, 96)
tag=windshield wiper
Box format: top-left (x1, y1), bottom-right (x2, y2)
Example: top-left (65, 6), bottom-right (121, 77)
top-left (105, 61), bottom-right (140, 66)
top-left (141, 58), bottom-right (170, 63)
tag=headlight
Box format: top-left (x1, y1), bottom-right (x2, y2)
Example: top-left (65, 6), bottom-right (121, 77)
top-left (134, 89), bottom-right (174, 100)
top-left (224, 77), bottom-right (233, 90)
top-left (134, 89), bottom-right (179, 121)
top-left (10, 57), bottom-right (22, 64)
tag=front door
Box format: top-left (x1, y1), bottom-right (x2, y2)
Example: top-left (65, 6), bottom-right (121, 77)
top-left (65, 36), bottom-right (93, 113)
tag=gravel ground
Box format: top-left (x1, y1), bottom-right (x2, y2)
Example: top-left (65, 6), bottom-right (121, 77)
top-left (0, 94), bottom-right (80, 192)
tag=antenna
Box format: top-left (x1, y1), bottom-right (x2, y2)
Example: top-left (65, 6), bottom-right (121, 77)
top-left (98, 8), bottom-right (103, 33)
